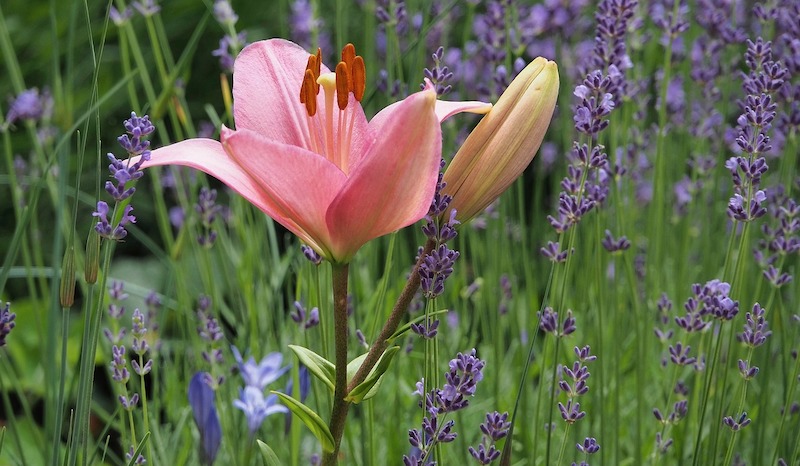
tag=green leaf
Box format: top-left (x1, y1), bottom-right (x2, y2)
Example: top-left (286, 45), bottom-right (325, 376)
top-left (345, 346), bottom-right (401, 403)
top-left (389, 309), bottom-right (449, 341)
top-left (272, 391), bottom-right (335, 453)
top-left (346, 352), bottom-right (368, 384)
top-left (257, 440), bottom-right (283, 466)
top-left (288, 345), bottom-right (335, 391)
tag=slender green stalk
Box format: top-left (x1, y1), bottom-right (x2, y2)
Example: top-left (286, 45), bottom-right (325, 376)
top-left (68, 240), bottom-right (113, 466)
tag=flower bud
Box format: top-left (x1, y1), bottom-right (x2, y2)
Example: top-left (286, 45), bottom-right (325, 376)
top-left (59, 246), bottom-right (76, 307)
top-left (442, 57), bottom-right (559, 222)
top-left (85, 228), bottom-right (101, 284)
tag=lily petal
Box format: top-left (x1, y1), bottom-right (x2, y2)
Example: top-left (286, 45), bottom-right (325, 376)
top-left (137, 138), bottom-right (282, 219)
top-left (221, 127), bottom-right (347, 258)
top-left (368, 85), bottom-right (491, 135)
top-left (423, 78), bottom-right (492, 122)
top-left (233, 39), bottom-right (329, 148)
top-left (326, 90), bottom-right (440, 262)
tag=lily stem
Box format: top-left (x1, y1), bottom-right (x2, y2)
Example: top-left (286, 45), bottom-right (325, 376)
top-left (324, 263), bottom-right (351, 465)
top-left (323, 239), bottom-right (435, 465)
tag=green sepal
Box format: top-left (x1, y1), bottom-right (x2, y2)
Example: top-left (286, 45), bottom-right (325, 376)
top-left (288, 345), bottom-right (335, 391)
top-left (272, 391), bottom-right (335, 453)
top-left (345, 346), bottom-right (401, 403)
top-left (257, 439), bottom-right (283, 466)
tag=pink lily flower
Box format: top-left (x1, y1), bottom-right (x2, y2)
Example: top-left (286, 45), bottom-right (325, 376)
top-left (134, 39), bottom-right (489, 263)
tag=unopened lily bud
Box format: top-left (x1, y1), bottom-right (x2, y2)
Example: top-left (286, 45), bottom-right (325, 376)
top-left (60, 246), bottom-right (75, 307)
top-left (442, 57), bottom-right (559, 223)
top-left (85, 228), bottom-right (101, 284)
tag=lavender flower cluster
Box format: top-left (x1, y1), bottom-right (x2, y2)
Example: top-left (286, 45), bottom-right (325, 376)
top-left (558, 346), bottom-right (596, 426)
top-left (2, 88), bottom-right (53, 129)
top-left (404, 349), bottom-right (485, 465)
top-left (195, 187), bottom-right (226, 247)
top-left (0, 302), bottom-right (16, 347)
top-left (211, 0), bottom-right (248, 72)
top-left (414, 160), bottom-right (461, 339)
top-left (109, 0), bottom-right (160, 25)
top-left (674, 279), bottom-right (738, 334)
top-left (290, 300), bottom-right (320, 329)
top-left (754, 187), bottom-right (799, 287)
top-left (725, 38), bottom-right (787, 222)
top-left (468, 411), bottom-right (510, 465)
top-left (93, 113), bottom-right (154, 241)
top-left (103, 282), bottom-right (155, 410)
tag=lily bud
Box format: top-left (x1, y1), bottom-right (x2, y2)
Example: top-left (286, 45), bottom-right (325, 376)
top-left (442, 57), bottom-right (559, 223)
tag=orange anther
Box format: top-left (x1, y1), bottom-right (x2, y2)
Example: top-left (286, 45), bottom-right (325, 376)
top-left (301, 69), bottom-right (318, 116)
top-left (351, 56), bottom-right (366, 101)
top-left (314, 47), bottom-right (322, 80)
top-left (305, 54), bottom-right (317, 76)
top-left (335, 62), bottom-right (350, 110)
top-left (341, 43), bottom-right (356, 69)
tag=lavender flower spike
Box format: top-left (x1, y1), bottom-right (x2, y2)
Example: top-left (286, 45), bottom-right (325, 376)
top-left (0, 302), bottom-right (16, 347)
top-left (4, 88), bottom-right (51, 126)
top-left (231, 346), bottom-right (290, 390)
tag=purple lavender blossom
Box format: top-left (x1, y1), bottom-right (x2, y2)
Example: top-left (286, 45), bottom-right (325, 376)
top-left (538, 308), bottom-right (576, 337)
top-left (722, 412), bottom-right (751, 431)
top-left (737, 359), bottom-right (759, 380)
top-left (109, 6), bottom-right (134, 25)
top-left (125, 446), bottom-right (146, 465)
top-left (573, 73), bottom-right (616, 136)
top-left (196, 188), bottom-right (226, 247)
top-left (301, 244), bottom-right (323, 265)
top-left (559, 361), bottom-right (591, 397)
top-left (0, 303), bottom-right (15, 347)
top-left (601, 229), bottom-right (631, 253)
top-left (577, 437), bottom-right (600, 454)
top-left (118, 113), bottom-right (155, 155)
top-left (540, 241), bottom-right (570, 263)
top-left (737, 303), bottom-right (771, 348)
top-left (405, 350), bottom-right (486, 464)
top-left (290, 0), bottom-right (329, 51)
top-left (411, 317), bottom-right (440, 340)
top-left (558, 400), bottom-right (586, 424)
top-left (110, 345), bottom-right (130, 383)
top-left (586, 0), bottom-right (638, 98)
top-left (231, 346), bottom-right (290, 390)
top-left (676, 279), bottom-right (738, 331)
top-left (213, 0), bottom-right (238, 26)
top-left (132, 0), bottom-right (160, 17)
top-left (419, 244), bottom-right (460, 299)
top-left (668, 342), bottom-right (696, 367)
top-left (498, 275), bottom-right (512, 315)
top-left (4, 88), bottom-right (51, 126)
top-left (654, 432), bottom-right (673, 454)
top-left (422, 47), bottom-right (454, 96)
top-left (290, 301), bottom-right (320, 329)
top-left (212, 32), bottom-right (248, 73)
top-left (95, 113), bottom-right (154, 241)
top-left (188, 372), bottom-right (222, 465)
top-left (93, 202), bottom-right (136, 241)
